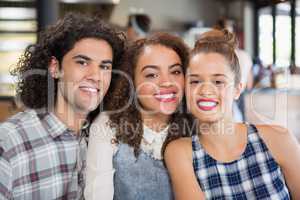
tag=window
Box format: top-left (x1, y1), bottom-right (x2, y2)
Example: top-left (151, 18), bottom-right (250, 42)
top-left (275, 2), bottom-right (291, 67)
top-left (258, 1), bottom-right (294, 68)
top-left (296, 4), bottom-right (300, 67)
top-left (0, 1), bottom-right (37, 96)
top-left (259, 6), bottom-right (273, 66)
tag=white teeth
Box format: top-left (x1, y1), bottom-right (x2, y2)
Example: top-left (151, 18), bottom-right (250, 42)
top-left (198, 101), bottom-right (217, 107)
top-left (80, 87), bottom-right (98, 93)
top-left (155, 93), bottom-right (175, 99)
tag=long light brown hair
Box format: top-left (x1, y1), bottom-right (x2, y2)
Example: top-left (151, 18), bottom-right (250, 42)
top-left (191, 29), bottom-right (241, 85)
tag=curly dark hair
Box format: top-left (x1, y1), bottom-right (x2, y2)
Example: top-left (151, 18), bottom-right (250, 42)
top-left (11, 12), bottom-right (126, 115)
top-left (107, 32), bottom-right (190, 157)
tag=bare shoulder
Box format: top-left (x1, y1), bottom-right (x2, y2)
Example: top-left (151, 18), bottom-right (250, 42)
top-left (165, 137), bottom-right (192, 154)
top-left (167, 137), bottom-right (192, 148)
top-left (164, 137), bottom-right (193, 162)
top-left (255, 124), bottom-right (299, 164)
top-left (255, 124), bottom-right (291, 142)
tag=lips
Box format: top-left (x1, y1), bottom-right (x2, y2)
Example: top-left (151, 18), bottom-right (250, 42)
top-left (197, 98), bottom-right (218, 111)
top-left (79, 86), bottom-right (99, 95)
top-left (154, 90), bottom-right (177, 103)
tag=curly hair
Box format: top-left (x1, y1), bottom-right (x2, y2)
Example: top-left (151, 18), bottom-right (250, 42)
top-left (11, 12), bottom-right (126, 115)
top-left (107, 32), bottom-right (190, 157)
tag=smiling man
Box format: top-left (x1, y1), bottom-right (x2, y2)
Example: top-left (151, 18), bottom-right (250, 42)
top-left (0, 13), bottom-right (125, 200)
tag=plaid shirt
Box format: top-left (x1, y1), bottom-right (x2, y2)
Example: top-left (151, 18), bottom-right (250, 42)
top-left (192, 124), bottom-right (290, 199)
top-left (0, 109), bottom-right (88, 200)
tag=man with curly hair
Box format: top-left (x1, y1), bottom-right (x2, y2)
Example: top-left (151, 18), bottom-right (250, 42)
top-left (0, 13), bottom-right (125, 199)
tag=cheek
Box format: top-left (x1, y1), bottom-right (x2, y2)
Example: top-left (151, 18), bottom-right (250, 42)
top-left (175, 76), bottom-right (185, 93)
top-left (185, 85), bottom-right (191, 100)
top-left (220, 86), bottom-right (235, 104)
top-left (99, 71), bottom-right (112, 92)
top-left (61, 69), bottom-right (80, 83)
top-left (185, 85), bottom-right (197, 107)
top-left (60, 71), bottom-right (79, 91)
top-left (135, 83), bottom-right (156, 100)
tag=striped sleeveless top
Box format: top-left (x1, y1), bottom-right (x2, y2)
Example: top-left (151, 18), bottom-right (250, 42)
top-left (192, 124), bottom-right (290, 199)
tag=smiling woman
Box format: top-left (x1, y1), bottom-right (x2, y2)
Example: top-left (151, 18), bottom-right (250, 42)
top-left (134, 44), bottom-right (184, 115)
top-left (85, 32), bottom-right (190, 200)
top-left (164, 29), bottom-right (300, 200)
top-left (186, 52), bottom-right (240, 123)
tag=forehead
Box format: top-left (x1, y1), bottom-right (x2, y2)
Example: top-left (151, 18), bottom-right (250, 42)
top-left (137, 44), bottom-right (181, 65)
top-left (142, 44), bottom-right (179, 58)
top-left (187, 52), bottom-right (232, 75)
top-left (70, 38), bottom-right (112, 53)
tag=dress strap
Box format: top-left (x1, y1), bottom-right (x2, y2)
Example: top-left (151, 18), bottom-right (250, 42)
top-left (191, 134), bottom-right (201, 152)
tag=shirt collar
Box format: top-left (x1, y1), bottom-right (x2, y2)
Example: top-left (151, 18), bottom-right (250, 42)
top-left (41, 112), bottom-right (71, 138)
top-left (143, 124), bottom-right (169, 145)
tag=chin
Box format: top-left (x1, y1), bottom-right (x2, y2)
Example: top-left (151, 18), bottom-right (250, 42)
top-left (193, 112), bottom-right (222, 123)
top-left (76, 101), bottom-right (100, 114)
top-left (199, 118), bottom-right (219, 123)
top-left (157, 105), bottom-right (179, 115)
top-left (88, 101), bottom-right (102, 111)
top-left (158, 110), bottom-right (176, 115)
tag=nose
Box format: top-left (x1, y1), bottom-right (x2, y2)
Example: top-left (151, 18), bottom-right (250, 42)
top-left (199, 82), bottom-right (216, 96)
top-left (159, 73), bottom-right (173, 87)
top-left (87, 64), bottom-right (101, 82)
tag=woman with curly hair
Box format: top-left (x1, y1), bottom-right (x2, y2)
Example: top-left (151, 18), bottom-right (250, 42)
top-left (164, 29), bottom-right (300, 199)
top-left (86, 32), bottom-right (190, 200)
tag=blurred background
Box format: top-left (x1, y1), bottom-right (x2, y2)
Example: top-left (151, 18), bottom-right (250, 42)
top-left (0, 0), bottom-right (299, 141)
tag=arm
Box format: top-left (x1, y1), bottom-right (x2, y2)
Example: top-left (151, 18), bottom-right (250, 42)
top-left (85, 113), bottom-right (116, 200)
top-left (0, 136), bottom-right (13, 199)
top-left (164, 138), bottom-right (205, 200)
top-left (246, 70), bottom-right (253, 90)
top-left (257, 125), bottom-right (300, 199)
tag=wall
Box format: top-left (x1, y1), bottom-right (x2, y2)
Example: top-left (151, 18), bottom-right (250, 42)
top-left (110, 0), bottom-right (222, 31)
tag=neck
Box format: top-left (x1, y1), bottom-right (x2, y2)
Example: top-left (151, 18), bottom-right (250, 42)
top-left (54, 102), bottom-right (87, 134)
top-left (141, 111), bottom-right (170, 132)
top-left (198, 118), bottom-right (237, 146)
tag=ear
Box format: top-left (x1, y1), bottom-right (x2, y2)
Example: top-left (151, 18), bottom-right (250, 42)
top-left (234, 82), bottom-right (243, 100)
top-left (49, 57), bottom-right (59, 79)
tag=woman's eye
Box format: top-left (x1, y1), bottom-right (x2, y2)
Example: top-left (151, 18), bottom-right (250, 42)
top-left (189, 80), bottom-right (200, 84)
top-left (172, 70), bottom-right (182, 75)
top-left (145, 73), bottom-right (158, 78)
top-left (214, 80), bottom-right (225, 86)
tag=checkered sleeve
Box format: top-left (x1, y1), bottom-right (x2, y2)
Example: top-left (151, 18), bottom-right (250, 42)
top-left (0, 127), bottom-right (13, 200)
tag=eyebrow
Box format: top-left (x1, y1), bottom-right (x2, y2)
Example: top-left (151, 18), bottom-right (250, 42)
top-left (102, 60), bottom-right (113, 65)
top-left (212, 74), bottom-right (228, 78)
top-left (187, 73), bottom-right (229, 78)
top-left (186, 73), bottom-right (199, 78)
top-left (141, 63), bottom-right (182, 72)
top-left (141, 65), bottom-right (158, 72)
top-left (72, 54), bottom-right (112, 64)
top-left (72, 54), bottom-right (91, 61)
top-left (169, 63), bottom-right (182, 69)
